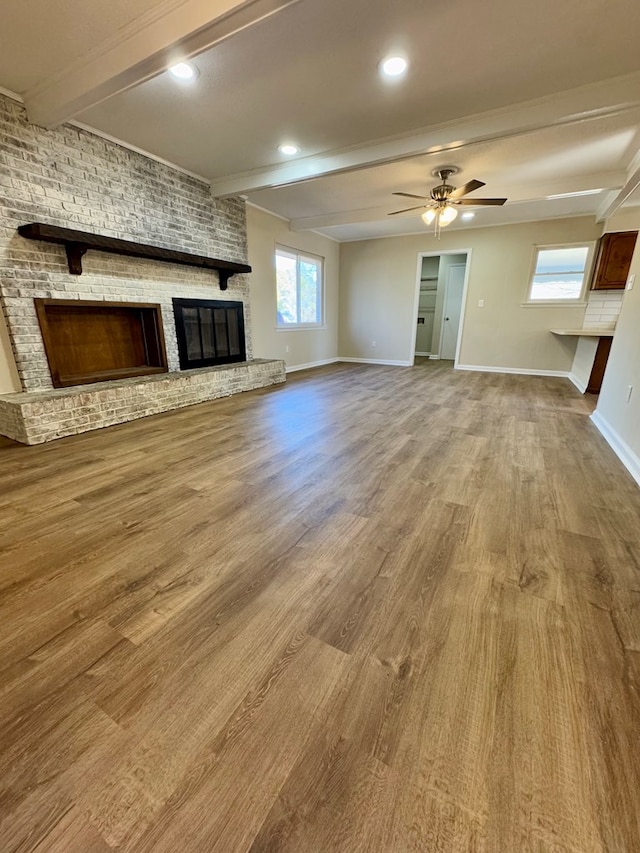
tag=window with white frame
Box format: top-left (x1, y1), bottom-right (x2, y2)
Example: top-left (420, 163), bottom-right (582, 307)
top-left (526, 243), bottom-right (594, 303)
top-left (275, 246), bottom-right (324, 327)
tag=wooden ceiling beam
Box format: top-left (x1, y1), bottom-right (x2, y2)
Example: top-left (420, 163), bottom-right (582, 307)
top-left (596, 156), bottom-right (640, 222)
top-left (210, 72), bottom-right (640, 198)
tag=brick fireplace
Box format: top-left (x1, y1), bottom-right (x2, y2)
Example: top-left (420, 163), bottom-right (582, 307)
top-left (0, 93), bottom-right (284, 444)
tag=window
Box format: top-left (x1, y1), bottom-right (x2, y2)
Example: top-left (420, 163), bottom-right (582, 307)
top-left (526, 243), bottom-right (594, 303)
top-left (276, 246), bottom-right (323, 327)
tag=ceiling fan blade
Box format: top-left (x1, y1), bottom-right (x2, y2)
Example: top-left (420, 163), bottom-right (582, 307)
top-left (453, 197), bottom-right (507, 206)
top-left (448, 179), bottom-right (485, 199)
top-left (392, 192), bottom-right (429, 200)
top-left (388, 205), bottom-right (428, 215)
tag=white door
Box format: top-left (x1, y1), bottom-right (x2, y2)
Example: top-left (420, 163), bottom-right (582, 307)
top-left (440, 264), bottom-right (466, 360)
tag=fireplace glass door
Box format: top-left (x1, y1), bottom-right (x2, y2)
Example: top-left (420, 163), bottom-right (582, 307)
top-left (173, 298), bottom-right (246, 369)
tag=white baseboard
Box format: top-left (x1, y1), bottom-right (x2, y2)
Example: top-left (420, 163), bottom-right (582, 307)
top-left (568, 372), bottom-right (588, 394)
top-left (338, 357), bottom-right (413, 367)
top-left (455, 364), bottom-right (571, 378)
top-left (289, 358), bottom-right (578, 379)
top-left (590, 410), bottom-right (640, 488)
top-left (285, 358), bottom-right (340, 373)
top-left (415, 351), bottom-right (430, 357)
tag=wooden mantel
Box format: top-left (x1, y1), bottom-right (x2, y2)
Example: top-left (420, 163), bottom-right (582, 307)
top-left (17, 222), bottom-right (251, 290)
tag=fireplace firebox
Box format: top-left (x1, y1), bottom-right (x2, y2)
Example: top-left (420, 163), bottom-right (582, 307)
top-left (35, 298), bottom-right (168, 388)
top-left (173, 298), bottom-right (246, 370)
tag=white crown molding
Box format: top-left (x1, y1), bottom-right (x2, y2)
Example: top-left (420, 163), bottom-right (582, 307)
top-left (23, 0), bottom-right (301, 128)
top-left (308, 229), bottom-right (341, 243)
top-left (245, 200), bottom-right (290, 222)
top-left (328, 211), bottom-right (599, 243)
top-left (245, 200), bottom-right (341, 241)
top-left (291, 206), bottom-right (387, 232)
top-left (70, 120), bottom-right (210, 182)
top-left (210, 71), bottom-right (640, 197)
top-left (0, 85), bottom-right (23, 103)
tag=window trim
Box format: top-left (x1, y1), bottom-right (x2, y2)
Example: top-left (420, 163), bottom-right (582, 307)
top-left (523, 241), bottom-right (596, 307)
top-left (275, 244), bottom-right (325, 329)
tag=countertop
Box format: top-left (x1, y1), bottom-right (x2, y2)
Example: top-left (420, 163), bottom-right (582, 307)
top-left (550, 328), bottom-right (615, 337)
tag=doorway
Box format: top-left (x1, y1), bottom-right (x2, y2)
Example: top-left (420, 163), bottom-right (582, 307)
top-left (413, 250), bottom-right (470, 364)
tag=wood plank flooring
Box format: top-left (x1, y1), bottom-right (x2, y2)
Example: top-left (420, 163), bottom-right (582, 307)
top-left (1, 360), bottom-right (639, 852)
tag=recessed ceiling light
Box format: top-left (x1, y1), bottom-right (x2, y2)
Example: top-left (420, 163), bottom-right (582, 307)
top-left (278, 144), bottom-right (299, 156)
top-left (461, 212), bottom-right (475, 220)
top-left (169, 61), bottom-right (198, 81)
top-left (380, 56), bottom-right (408, 77)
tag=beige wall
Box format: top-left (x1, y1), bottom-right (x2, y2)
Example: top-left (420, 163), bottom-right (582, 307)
top-left (339, 216), bottom-right (602, 371)
top-left (246, 204), bottom-right (339, 370)
top-left (594, 207), bottom-right (640, 473)
top-left (0, 311), bottom-right (20, 394)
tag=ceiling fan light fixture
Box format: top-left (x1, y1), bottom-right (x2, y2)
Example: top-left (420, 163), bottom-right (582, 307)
top-left (390, 166), bottom-right (506, 237)
top-left (439, 205), bottom-right (458, 225)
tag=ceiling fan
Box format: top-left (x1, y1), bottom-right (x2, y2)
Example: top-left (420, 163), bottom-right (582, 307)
top-left (389, 166), bottom-right (507, 231)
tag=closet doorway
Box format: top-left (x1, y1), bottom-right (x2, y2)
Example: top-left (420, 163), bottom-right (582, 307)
top-left (413, 250), bottom-right (470, 363)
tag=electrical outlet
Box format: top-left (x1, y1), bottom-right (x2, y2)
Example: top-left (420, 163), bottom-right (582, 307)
top-left (285, 345), bottom-right (290, 353)
top-left (371, 340), bottom-right (377, 348)
top-left (478, 299), bottom-right (485, 308)
top-left (627, 385), bottom-right (633, 403)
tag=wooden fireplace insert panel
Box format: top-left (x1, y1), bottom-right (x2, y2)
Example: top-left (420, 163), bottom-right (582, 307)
top-left (34, 299), bottom-right (168, 388)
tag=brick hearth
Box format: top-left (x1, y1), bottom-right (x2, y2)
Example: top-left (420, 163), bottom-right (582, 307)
top-left (0, 359), bottom-right (285, 445)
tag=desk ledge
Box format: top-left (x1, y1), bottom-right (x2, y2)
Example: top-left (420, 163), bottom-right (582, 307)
top-left (550, 328), bottom-right (615, 337)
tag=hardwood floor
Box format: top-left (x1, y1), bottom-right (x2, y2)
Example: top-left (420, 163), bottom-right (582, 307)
top-left (1, 360), bottom-right (639, 852)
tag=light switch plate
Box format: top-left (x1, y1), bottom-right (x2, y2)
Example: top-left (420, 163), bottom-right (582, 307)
top-left (627, 274), bottom-right (635, 290)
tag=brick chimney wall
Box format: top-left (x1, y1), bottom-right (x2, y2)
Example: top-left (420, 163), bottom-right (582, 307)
top-left (0, 93), bottom-right (253, 392)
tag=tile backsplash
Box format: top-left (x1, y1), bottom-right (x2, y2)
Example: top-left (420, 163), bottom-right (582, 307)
top-left (583, 290), bottom-right (624, 330)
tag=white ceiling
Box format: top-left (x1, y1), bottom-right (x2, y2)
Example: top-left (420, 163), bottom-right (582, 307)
top-left (2, 0), bottom-right (640, 241)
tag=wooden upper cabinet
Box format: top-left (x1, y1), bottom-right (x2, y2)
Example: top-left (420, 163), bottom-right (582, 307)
top-left (591, 230), bottom-right (638, 290)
